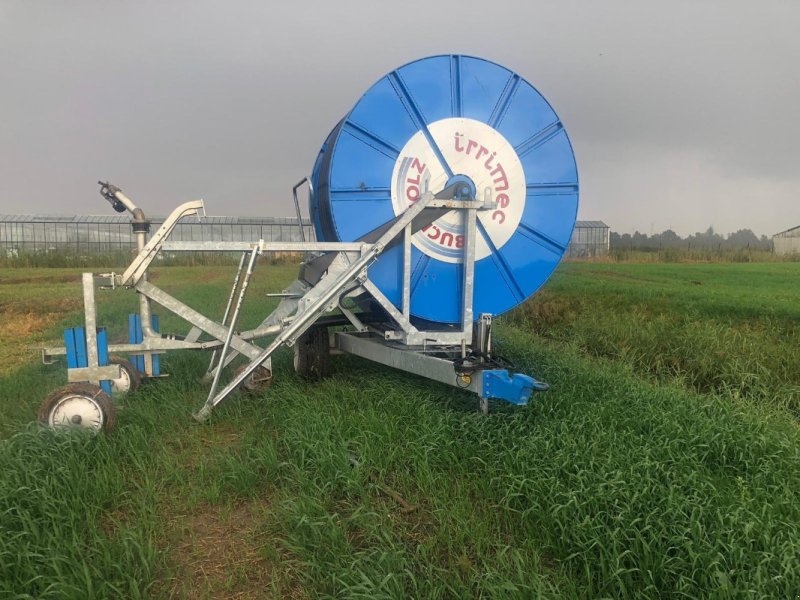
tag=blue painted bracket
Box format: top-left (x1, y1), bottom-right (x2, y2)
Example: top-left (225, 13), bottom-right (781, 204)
top-left (481, 370), bottom-right (549, 406)
top-left (64, 326), bottom-right (112, 394)
top-left (128, 314), bottom-right (160, 376)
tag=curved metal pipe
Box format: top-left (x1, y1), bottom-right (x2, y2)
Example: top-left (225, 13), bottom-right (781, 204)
top-left (135, 227), bottom-right (158, 338)
top-left (116, 188), bottom-right (158, 338)
top-left (292, 177), bottom-right (313, 242)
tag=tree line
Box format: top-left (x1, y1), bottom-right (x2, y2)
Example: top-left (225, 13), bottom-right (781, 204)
top-left (611, 227), bottom-right (773, 251)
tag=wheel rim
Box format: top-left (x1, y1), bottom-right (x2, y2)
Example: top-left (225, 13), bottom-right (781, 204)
top-left (48, 394), bottom-right (105, 431)
top-left (109, 366), bottom-right (131, 394)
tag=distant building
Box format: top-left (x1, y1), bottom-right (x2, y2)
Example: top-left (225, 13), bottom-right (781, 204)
top-left (773, 225), bottom-right (800, 256)
top-left (1, 213), bottom-right (612, 260)
top-left (0, 214), bottom-right (314, 255)
top-left (566, 221), bottom-right (610, 258)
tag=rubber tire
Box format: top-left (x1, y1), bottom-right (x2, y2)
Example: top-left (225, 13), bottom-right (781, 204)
top-left (293, 326), bottom-right (330, 380)
top-left (109, 356), bottom-right (141, 396)
top-left (38, 382), bottom-right (116, 433)
top-left (233, 364), bottom-right (273, 393)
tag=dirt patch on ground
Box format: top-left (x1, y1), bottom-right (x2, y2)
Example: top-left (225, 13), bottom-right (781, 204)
top-left (193, 269), bottom-right (221, 284)
top-left (159, 498), bottom-right (280, 599)
top-left (0, 273), bottom-right (82, 285)
top-left (0, 309), bottom-right (72, 375)
top-left (153, 423), bottom-right (304, 599)
top-left (0, 311), bottom-right (54, 339)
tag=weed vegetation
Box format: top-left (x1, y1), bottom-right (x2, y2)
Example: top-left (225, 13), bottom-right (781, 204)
top-left (0, 263), bottom-right (799, 598)
top-left (605, 248), bottom-right (792, 263)
top-left (510, 263), bottom-right (800, 413)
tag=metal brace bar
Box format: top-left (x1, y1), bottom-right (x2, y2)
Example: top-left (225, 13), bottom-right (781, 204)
top-left (135, 280), bottom-right (263, 360)
top-left (402, 223), bottom-right (411, 319)
top-left (68, 366), bottom-right (121, 383)
top-left (362, 279), bottom-right (418, 335)
top-left (206, 245), bottom-right (260, 403)
top-left (335, 332), bottom-right (482, 394)
top-left (206, 252), bottom-right (248, 378)
top-left (339, 297), bottom-right (368, 332)
top-left (82, 273), bottom-right (99, 371)
top-left (461, 206), bottom-right (477, 338)
top-left (120, 200), bottom-right (205, 285)
top-left (161, 241), bottom-right (365, 252)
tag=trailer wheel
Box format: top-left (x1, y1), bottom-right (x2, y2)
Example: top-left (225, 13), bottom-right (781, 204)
top-left (293, 326), bottom-right (330, 380)
top-left (234, 364), bottom-right (273, 393)
top-left (38, 383), bottom-right (116, 433)
top-left (108, 357), bottom-right (141, 396)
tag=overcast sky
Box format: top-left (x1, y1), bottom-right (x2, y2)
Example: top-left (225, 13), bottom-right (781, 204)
top-left (1, 1), bottom-right (798, 236)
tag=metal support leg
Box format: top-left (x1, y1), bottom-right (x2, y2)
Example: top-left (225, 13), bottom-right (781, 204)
top-left (83, 273), bottom-right (99, 373)
top-left (68, 273), bottom-right (120, 384)
top-left (204, 252), bottom-right (248, 380)
top-left (402, 223), bottom-right (411, 319)
top-left (205, 246), bottom-right (260, 406)
top-left (461, 207), bottom-right (477, 339)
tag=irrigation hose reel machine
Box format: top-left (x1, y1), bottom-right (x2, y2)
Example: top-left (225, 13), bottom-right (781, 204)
top-left (38, 55), bottom-right (579, 432)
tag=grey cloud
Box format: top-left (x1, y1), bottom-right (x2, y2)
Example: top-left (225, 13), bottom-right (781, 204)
top-left (0, 0), bottom-right (798, 236)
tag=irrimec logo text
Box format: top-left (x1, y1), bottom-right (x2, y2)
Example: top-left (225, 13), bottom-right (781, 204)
top-left (391, 118), bottom-right (526, 264)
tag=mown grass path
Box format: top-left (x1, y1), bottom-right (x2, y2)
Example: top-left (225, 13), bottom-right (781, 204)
top-left (0, 263), bottom-right (798, 598)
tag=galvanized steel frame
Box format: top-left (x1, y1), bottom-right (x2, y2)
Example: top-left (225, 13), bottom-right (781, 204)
top-left (45, 184), bottom-right (499, 419)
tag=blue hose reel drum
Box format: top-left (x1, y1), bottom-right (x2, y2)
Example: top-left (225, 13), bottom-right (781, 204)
top-left (311, 55), bottom-right (579, 324)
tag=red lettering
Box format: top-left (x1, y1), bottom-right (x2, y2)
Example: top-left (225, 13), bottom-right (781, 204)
top-left (475, 145), bottom-right (489, 161)
top-left (406, 185), bottom-right (420, 203)
top-left (454, 133), bottom-right (465, 153)
top-left (455, 235), bottom-right (464, 249)
top-left (492, 210), bottom-right (506, 224)
top-left (427, 225), bottom-right (441, 240)
top-left (411, 157), bottom-right (426, 173)
top-left (440, 232), bottom-right (454, 247)
top-left (496, 193), bottom-right (509, 208)
top-left (491, 164), bottom-right (509, 191)
top-left (466, 139), bottom-right (478, 155)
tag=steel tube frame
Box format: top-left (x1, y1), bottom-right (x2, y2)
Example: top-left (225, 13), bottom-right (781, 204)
top-left (66, 274), bottom-right (121, 384)
top-left (193, 190), bottom-right (446, 421)
top-left (334, 331), bottom-right (482, 394)
top-left (206, 245), bottom-right (260, 404)
top-left (46, 182), bottom-right (518, 419)
top-left (205, 252), bottom-right (248, 379)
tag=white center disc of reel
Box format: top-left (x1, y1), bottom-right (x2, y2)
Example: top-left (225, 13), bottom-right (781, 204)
top-left (390, 118), bottom-right (526, 264)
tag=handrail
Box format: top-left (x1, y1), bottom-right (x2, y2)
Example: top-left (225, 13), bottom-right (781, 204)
top-left (291, 177), bottom-right (313, 242)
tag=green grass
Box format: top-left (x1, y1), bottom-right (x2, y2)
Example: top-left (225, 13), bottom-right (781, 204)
top-left (1, 263), bottom-right (799, 598)
top-left (509, 262), bottom-right (800, 414)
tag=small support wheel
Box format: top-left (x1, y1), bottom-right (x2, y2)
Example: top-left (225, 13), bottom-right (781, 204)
top-left (293, 326), bottom-right (330, 380)
top-left (108, 356), bottom-right (141, 397)
top-left (234, 364), bottom-right (273, 393)
top-left (38, 383), bottom-right (116, 433)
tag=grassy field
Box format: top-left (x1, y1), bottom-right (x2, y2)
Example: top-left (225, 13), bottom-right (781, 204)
top-left (1, 262), bottom-right (799, 598)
